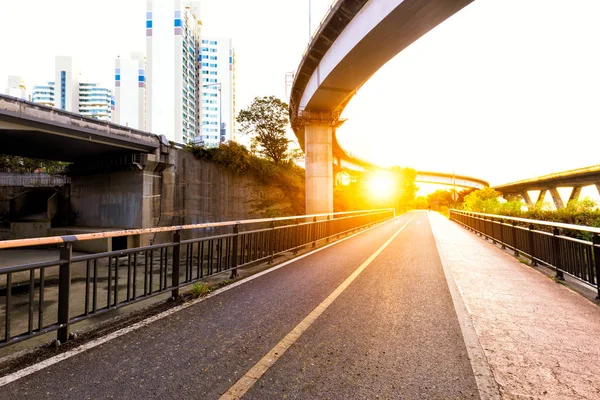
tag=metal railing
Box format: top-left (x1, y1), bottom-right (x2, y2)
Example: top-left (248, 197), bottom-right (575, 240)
top-left (0, 173), bottom-right (70, 187)
top-left (450, 210), bottom-right (600, 299)
top-left (0, 209), bottom-right (395, 348)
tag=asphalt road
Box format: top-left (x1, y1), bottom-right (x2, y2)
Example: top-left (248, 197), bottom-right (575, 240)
top-left (0, 211), bottom-right (479, 399)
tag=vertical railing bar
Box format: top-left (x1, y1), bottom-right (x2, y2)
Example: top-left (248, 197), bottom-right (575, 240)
top-left (159, 247), bottom-right (164, 291)
top-left (114, 255), bottom-right (119, 306)
top-left (5, 272), bottom-right (12, 341)
top-left (92, 259), bottom-right (98, 313)
top-left (127, 254), bottom-right (132, 301)
top-left (107, 256), bottom-right (112, 308)
top-left (149, 250), bottom-right (154, 294)
top-left (28, 269), bottom-right (35, 334)
top-left (38, 267), bottom-right (45, 330)
top-left (133, 252), bottom-right (138, 301)
top-left (84, 260), bottom-right (91, 315)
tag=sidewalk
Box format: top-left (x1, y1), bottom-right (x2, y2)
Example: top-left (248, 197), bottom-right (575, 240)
top-left (429, 213), bottom-right (600, 400)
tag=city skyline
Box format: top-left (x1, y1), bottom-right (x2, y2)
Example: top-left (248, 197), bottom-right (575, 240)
top-left (1, 0), bottom-right (599, 186)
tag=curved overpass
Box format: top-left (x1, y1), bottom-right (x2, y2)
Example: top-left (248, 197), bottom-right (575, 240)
top-left (291, 0), bottom-right (475, 213)
top-left (415, 171), bottom-right (488, 189)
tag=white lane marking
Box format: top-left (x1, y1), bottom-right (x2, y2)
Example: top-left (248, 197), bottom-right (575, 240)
top-left (220, 216), bottom-right (416, 400)
top-left (0, 216), bottom-right (405, 388)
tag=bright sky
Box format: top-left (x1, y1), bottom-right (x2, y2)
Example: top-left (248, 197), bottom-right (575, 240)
top-left (1, 0), bottom-right (599, 187)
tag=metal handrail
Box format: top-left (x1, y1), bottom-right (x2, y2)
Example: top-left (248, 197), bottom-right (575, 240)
top-left (449, 210), bottom-right (600, 299)
top-left (0, 208), bottom-right (395, 348)
top-left (450, 209), bottom-right (600, 234)
top-left (0, 209), bottom-right (394, 250)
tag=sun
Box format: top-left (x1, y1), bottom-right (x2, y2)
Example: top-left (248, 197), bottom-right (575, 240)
top-left (367, 172), bottom-right (395, 199)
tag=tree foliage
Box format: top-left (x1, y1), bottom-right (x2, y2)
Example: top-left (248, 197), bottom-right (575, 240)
top-left (237, 96), bottom-right (292, 164)
top-left (184, 141), bottom-right (305, 216)
top-left (0, 154), bottom-right (68, 174)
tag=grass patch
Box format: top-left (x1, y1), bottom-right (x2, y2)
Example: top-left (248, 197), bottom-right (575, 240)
top-left (191, 283), bottom-right (210, 298)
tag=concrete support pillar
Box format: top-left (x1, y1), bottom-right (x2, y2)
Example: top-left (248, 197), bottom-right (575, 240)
top-left (596, 184), bottom-right (600, 197)
top-left (549, 187), bottom-right (564, 209)
top-left (536, 189), bottom-right (547, 206)
top-left (568, 186), bottom-right (582, 203)
top-left (521, 191), bottom-right (534, 207)
top-left (305, 123), bottom-right (333, 214)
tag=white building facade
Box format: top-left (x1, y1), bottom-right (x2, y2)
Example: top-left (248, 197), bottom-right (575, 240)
top-left (78, 81), bottom-right (115, 122)
top-left (198, 37), bottom-right (235, 147)
top-left (146, 0), bottom-right (201, 144)
top-left (31, 82), bottom-right (54, 106)
top-left (114, 52), bottom-right (146, 129)
top-left (5, 76), bottom-right (28, 100)
top-left (30, 56), bottom-right (114, 121)
top-left (54, 56), bottom-right (80, 112)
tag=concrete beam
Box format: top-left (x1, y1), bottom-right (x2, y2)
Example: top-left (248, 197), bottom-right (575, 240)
top-left (549, 188), bottom-right (565, 209)
top-left (536, 189), bottom-right (547, 206)
top-left (522, 191), bottom-right (534, 207)
top-left (568, 186), bottom-right (582, 203)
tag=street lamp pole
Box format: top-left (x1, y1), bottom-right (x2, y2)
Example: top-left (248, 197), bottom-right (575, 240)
top-left (202, 82), bottom-right (222, 143)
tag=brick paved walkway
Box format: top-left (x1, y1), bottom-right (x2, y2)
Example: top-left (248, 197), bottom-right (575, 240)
top-left (430, 212), bottom-right (600, 400)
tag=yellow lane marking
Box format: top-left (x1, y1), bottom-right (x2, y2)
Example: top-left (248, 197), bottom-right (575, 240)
top-left (220, 216), bottom-right (415, 399)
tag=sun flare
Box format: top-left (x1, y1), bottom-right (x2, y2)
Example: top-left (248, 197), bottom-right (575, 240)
top-left (367, 172), bottom-right (395, 199)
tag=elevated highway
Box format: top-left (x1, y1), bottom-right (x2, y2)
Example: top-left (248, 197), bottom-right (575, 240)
top-left (494, 164), bottom-right (600, 209)
top-left (0, 94), bottom-right (162, 162)
top-left (290, 0), bottom-right (475, 213)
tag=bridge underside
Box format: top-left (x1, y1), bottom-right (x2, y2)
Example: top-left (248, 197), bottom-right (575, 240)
top-left (0, 128), bottom-right (141, 162)
top-left (0, 95), bottom-right (160, 162)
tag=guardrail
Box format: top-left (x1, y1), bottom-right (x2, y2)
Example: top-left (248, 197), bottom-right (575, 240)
top-left (0, 209), bottom-right (395, 348)
top-left (449, 210), bottom-right (600, 299)
top-left (0, 173), bottom-right (70, 187)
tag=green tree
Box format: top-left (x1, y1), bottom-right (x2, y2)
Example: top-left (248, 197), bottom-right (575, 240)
top-left (462, 187), bottom-right (501, 213)
top-left (0, 154), bottom-right (68, 173)
top-left (237, 96), bottom-right (291, 164)
top-left (427, 189), bottom-right (454, 210)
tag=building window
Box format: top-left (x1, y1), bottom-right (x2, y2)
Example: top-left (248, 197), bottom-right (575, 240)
top-left (60, 71), bottom-right (66, 110)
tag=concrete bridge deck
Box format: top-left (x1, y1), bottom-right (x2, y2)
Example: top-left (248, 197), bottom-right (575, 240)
top-left (1, 212), bottom-right (599, 399)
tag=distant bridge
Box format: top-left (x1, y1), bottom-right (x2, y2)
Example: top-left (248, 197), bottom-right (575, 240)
top-left (494, 165), bottom-right (600, 209)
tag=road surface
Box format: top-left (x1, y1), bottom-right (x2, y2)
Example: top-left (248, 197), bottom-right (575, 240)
top-left (0, 211), bottom-right (479, 399)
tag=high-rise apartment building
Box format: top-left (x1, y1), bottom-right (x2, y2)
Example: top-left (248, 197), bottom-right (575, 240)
top-left (146, 0), bottom-right (201, 144)
top-left (5, 75), bottom-right (28, 100)
top-left (198, 37), bottom-right (235, 147)
top-left (31, 82), bottom-right (55, 106)
top-left (54, 56), bottom-right (80, 112)
top-left (114, 52), bottom-right (147, 129)
top-left (79, 80), bottom-right (115, 122)
top-left (30, 57), bottom-right (114, 121)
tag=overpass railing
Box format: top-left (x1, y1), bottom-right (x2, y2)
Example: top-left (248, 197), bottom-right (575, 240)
top-left (449, 210), bottom-right (600, 298)
top-left (0, 209), bottom-right (395, 348)
top-left (0, 173), bottom-right (70, 187)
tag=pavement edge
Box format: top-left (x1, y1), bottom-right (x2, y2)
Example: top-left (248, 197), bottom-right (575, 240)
top-left (428, 212), bottom-right (501, 400)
